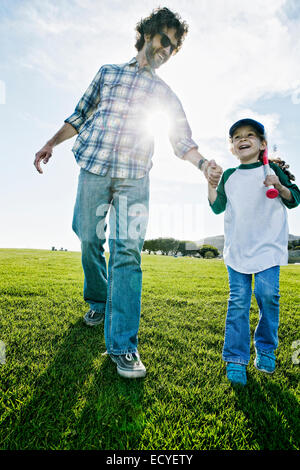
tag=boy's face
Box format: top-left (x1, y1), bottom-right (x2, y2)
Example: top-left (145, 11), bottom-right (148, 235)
top-left (231, 125), bottom-right (266, 164)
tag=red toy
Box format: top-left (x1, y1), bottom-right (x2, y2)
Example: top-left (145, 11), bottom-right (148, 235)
top-left (262, 148), bottom-right (279, 199)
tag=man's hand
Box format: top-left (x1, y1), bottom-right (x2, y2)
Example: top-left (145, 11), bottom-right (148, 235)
top-left (203, 159), bottom-right (222, 188)
top-left (34, 143), bottom-right (53, 174)
top-left (33, 122), bottom-right (78, 174)
top-left (182, 149), bottom-right (222, 187)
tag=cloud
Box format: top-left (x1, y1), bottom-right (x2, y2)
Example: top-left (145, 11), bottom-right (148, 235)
top-left (3, 0), bottom-right (300, 100)
top-left (2, 1), bottom-right (300, 165)
top-left (1, 0), bottom-right (299, 249)
top-left (158, 0), bottom-right (300, 141)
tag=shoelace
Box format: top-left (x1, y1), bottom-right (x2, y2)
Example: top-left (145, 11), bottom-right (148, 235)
top-left (258, 351), bottom-right (275, 364)
top-left (259, 354), bottom-right (274, 366)
top-left (227, 363), bottom-right (245, 372)
top-left (260, 351), bottom-right (274, 359)
top-left (125, 353), bottom-right (139, 362)
top-left (89, 310), bottom-right (96, 318)
top-left (101, 351), bottom-right (139, 362)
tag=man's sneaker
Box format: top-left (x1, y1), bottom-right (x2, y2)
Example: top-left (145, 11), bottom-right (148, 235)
top-left (254, 349), bottom-right (276, 374)
top-left (83, 309), bottom-right (105, 326)
top-left (109, 351), bottom-right (146, 379)
top-left (226, 363), bottom-right (247, 386)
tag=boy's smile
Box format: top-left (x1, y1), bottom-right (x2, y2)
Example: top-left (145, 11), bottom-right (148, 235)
top-left (231, 125), bottom-right (266, 164)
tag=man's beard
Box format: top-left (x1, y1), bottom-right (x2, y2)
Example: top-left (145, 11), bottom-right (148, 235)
top-left (145, 43), bottom-right (166, 69)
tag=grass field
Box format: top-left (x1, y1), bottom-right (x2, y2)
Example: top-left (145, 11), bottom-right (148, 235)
top-left (0, 248), bottom-right (299, 450)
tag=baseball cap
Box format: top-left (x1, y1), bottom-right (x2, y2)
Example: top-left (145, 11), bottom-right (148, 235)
top-left (229, 118), bottom-right (265, 138)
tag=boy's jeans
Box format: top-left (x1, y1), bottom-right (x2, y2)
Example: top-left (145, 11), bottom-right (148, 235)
top-left (223, 265), bottom-right (280, 365)
top-left (72, 168), bottom-right (149, 355)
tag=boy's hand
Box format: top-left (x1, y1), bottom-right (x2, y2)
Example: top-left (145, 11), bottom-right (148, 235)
top-left (204, 160), bottom-right (223, 188)
top-left (263, 174), bottom-right (281, 190)
top-left (264, 174), bottom-right (293, 201)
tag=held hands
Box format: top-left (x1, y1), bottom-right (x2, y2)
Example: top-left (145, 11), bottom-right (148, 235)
top-left (203, 159), bottom-right (223, 188)
top-left (34, 144), bottom-right (53, 174)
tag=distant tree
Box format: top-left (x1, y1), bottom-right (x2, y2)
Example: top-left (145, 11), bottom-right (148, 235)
top-left (176, 240), bottom-right (198, 256)
top-left (199, 244), bottom-right (219, 258)
top-left (292, 239), bottom-right (300, 249)
top-left (143, 239), bottom-right (161, 254)
top-left (168, 238), bottom-right (180, 255)
top-left (143, 239), bottom-right (153, 254)
top-left (204, 250), bottom-right (215, 259)
top-left (157, 237), bottom-right (179, 255)
top-left (177, 241), bottom-right (188, 256)
top-left (152, 238), bottom-right (160, 254)
top-left (144, 238), bottom-right (220, 257)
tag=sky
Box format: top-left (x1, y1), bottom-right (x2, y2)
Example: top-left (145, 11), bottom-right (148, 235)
top-left (0, 0), bottom-right (300, 252)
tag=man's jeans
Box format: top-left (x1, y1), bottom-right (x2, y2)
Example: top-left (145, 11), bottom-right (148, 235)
top-left (223, 265), bottom-right (280, 365)
top-left (72, 168), bottom-right (149, 355)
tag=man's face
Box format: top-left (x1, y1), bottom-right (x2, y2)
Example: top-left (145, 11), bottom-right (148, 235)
top-left (145, 27), bottom-right (178, 69)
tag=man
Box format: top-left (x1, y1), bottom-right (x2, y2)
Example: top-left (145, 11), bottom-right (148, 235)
top-left (34, 7), bottom-right (222, 379)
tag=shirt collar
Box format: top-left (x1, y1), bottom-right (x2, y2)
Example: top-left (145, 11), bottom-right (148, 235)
top-left (238, 161), bottom-right (263, 169)
top-left (127, 57), bottom-right (156, 77)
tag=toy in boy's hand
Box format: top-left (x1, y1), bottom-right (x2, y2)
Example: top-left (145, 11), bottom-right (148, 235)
top-left (262, 148), bottom-right (279, 199)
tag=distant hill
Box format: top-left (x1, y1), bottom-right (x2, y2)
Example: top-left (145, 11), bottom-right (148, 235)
top-left (196, 234), bottom-right (300, 254)
top-left (289, 234), bottom-right (300, 241)
top-left (196, 235), bottom-right (225, 253)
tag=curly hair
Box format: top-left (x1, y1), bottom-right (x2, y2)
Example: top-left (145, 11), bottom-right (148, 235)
top-left (256, 135), bottom-right (296, 182)
top-left (135, 7), bottom-right (189, 54)
top-left (268, 157), bottom-right (296, 181)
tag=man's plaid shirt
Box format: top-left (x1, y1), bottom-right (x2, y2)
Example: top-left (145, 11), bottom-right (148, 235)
top-left (65, 57), bottom-right (198, 179)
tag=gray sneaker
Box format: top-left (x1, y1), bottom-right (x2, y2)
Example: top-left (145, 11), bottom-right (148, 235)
top-left (109, 351), bottom-right (146, 378)
top-left (83, 309), bottom-right (105, 326)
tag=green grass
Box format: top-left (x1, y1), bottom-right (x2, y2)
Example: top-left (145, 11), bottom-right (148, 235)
top-left (0, 248), bottom-right (299, 450)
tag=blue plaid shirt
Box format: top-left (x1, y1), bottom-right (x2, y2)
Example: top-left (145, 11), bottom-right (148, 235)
top-left (65, 57), bottom-right (198, 179)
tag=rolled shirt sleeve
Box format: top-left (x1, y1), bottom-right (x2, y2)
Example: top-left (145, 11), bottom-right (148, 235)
top-left (64, 66), bottom-right (103, 133)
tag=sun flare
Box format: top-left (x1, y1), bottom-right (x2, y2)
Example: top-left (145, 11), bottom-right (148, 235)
top-left (144, 107), bottom-right (170, 139)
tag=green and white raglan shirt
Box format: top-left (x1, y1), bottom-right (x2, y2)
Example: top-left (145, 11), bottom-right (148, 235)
top-left (210, 161), bottom-right (300, 274)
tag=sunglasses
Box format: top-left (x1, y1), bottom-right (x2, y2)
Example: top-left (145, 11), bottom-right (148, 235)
top-left (158, 32), bottom-right (177, 54)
